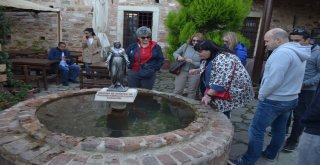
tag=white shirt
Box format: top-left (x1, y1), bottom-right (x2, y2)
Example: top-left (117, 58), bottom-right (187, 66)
top-left (88, 38), bottom-right (94, 45)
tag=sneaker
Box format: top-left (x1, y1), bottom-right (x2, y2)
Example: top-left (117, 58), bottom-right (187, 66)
top-left (261, 152), bottom-right (275, 162)
top-left (228, 158), bottom-right (245, 165)
top-left (282, 142), bottom-right (296, 152)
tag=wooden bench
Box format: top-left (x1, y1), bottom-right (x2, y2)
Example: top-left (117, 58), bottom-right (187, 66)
top-left (79, 62), bottom-right (111, 89)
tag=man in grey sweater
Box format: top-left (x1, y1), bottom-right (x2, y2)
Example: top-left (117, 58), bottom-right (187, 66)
top-left (228, 28), bottom-right (311, 165)
top-left (283, 29), bottom-right (320, 152)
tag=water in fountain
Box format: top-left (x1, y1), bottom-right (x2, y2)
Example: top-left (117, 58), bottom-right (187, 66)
top-left (36, 93), bottom-right (195, 137)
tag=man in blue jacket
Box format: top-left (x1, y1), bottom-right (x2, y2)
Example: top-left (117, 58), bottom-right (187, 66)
top-left (48, 42), bottom-right (80, 86)
top-left (296, 81), bottom-right (320, 165)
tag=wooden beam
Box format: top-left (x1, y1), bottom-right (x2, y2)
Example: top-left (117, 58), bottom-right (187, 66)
top-left (251, 0), bottom-right (273, 85)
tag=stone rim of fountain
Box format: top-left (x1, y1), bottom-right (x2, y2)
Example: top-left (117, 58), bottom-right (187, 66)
top-left (0, 88), bottom-right (234, 165)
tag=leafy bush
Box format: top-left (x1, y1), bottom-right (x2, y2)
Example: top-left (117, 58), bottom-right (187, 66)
top-left (0, 51), bottom-right (13, 84)
top-left (0, 80), bottom-right (33, 111)
top-left (165, 0), bottom-right (252, 61)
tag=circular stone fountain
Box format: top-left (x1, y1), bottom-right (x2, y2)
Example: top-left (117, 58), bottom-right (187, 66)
top-left (0, 89), bottom-right (233, 165)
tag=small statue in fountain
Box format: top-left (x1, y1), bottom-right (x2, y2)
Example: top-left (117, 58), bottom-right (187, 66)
top-left (105, 41), bottom-right (130, 91)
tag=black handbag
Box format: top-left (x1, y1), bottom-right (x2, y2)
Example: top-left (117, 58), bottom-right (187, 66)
top-left (169, 44), bottom-right (188, 75)
top-left (169, 60), bottom-right (186, 75)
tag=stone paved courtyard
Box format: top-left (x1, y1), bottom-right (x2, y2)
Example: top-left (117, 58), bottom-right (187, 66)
top-left (31, 69), bottom-right (297, 165)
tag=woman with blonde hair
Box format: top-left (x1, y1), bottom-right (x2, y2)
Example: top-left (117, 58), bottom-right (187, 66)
top-left (223, 32), bottom-right (247, 66)
top-left (173, 33), bottom-right (204, 99)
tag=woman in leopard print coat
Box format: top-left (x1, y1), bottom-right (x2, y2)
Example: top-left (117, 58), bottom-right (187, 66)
top-left (190, 40), bottom-right (254, 118)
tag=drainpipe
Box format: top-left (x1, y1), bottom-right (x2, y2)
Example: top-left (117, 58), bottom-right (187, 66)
top-left (58, 11), bottom-right (61, 42)
top-left (251, 0), bottom-right (273, 85)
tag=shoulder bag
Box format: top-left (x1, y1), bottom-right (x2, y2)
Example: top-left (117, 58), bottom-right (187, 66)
top-left (169, 44), bottom-right (188, 75)
top-left (211, 63), bottom-right (237, 101)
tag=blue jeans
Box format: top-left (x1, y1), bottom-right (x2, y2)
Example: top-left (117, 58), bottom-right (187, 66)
top-left (59, 64), bottom-right (80, 84)
top-left (127, 70), bottom-right (156, 90)
top-left (242, 98), bottom-right (298, 165)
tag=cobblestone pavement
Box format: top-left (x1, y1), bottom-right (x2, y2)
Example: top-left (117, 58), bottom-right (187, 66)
top-left (34, 69), bottom-right (297, 165)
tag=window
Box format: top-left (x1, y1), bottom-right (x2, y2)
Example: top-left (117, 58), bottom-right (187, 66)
top-left (240, 17), bottom-right (260, 58)
top-left (123, 11), bottom-right (153, 48)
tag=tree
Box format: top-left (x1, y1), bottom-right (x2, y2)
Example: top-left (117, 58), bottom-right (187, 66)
top-left (165, 0), bottom-right (252, 61)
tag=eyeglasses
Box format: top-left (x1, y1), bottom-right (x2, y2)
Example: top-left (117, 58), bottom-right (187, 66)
top-left (141, 36), bottom-right (151, 40)
top-left (192, 40), bottom-right (200, 43)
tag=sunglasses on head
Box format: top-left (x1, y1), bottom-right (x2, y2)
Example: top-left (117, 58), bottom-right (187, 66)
top-left (141, 36), bottom-right (151, 40)
top-left (293, 28), bottom-right (305, 33)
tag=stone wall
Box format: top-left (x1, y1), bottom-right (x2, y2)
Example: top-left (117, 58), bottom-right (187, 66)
top-left (253, 0), bottom-right (320, 32)
top-left (0, 89), bottom-right (234, 165)
top-left (3, 0), bottom-right (93, 52)
top-left (2, 0), bottom-right (320, 55)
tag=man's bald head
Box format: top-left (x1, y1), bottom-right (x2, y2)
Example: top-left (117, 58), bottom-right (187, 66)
top-left (264, 28), bottom-right (289, 50)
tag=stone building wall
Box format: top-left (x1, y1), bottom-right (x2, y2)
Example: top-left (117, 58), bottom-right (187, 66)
top-left (4, 0), bottom-right (94, 52)
top-left (107, 0), bottom-right (180, 49)
top-left (253, 0), bottom-right (320, 32)
top-left (3, 0), bottom-right (320, 55)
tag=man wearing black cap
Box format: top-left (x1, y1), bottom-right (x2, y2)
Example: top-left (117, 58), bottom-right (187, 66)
top-left (283, 29), bottom-right (320, 152)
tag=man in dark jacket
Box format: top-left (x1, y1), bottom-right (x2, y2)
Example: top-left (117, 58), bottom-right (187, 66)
top-left (296, 81), bottom-right (320, 165)
top-left (48, 42), bottom-right (80, 86)
top-left (283, 29), bottom-right (320, 152)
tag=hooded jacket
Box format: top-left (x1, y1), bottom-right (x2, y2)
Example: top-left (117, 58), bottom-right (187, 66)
top-left (258, 42), bottom-right (311, 101)
top-left (125, 41), bottom-right (164, 71)
top-left (302, 45), bottom-right (320, 90)
top-left (234, 42), bottom-right (247, 66)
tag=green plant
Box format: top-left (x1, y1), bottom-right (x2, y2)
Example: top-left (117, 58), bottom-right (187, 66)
top-left (0, 8), bottom-right (11, 45)
top-left (0, 80), bottom-right (33, 111)
top-left (0, 51), bottom-right (13, 83)
top-left (9, 79), bottom-right (33, 100)
top-left (165, 0), bottom-right (252, 59)
top-left (0, 92), bottom-right (19, 110)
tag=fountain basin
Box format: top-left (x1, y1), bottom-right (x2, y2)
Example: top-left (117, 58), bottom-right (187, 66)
top-left (0, 88), bottom-right (233, 165)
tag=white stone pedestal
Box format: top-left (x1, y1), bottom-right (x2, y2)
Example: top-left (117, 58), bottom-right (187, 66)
top-left (94, 88), bottom-right (138, 103)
